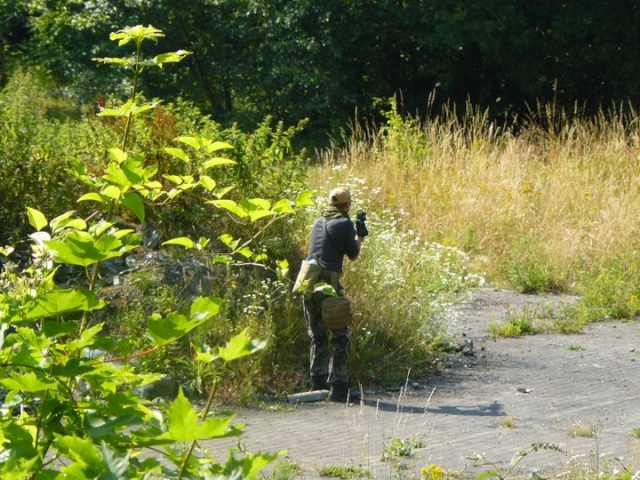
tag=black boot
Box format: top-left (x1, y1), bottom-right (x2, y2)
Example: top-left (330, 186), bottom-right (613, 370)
top-left (328, 383), bottom-right (360, 402)
top-left (310, 375), bottom-right (329, 391)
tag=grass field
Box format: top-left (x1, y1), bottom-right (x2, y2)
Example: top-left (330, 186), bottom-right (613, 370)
top-left (308, 102), bottom-right (640, 336)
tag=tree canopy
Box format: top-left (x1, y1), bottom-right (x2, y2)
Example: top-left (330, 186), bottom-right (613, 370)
top-left (3, 0), bottom-right (639, 138)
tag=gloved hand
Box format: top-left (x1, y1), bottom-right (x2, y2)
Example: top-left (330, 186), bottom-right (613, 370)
top-left (356, 209), bottom-right (369, 238)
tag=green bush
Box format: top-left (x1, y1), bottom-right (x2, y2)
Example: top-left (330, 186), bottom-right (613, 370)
top-left (0, 69), bottom-right (101, 244)
top-left (0, 25), bottom-right (310, 478)
top-left (339, 186), bottom-right (486, 384)
top-left (502, 236), bottom-right (566, 294)
top-left (576, 256), bottom-right (640, 321)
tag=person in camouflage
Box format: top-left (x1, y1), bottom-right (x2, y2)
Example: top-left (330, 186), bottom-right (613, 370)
top-left (302, 187), bottom-right (366, 402)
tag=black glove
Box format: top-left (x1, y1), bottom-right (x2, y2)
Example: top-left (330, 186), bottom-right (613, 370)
top-left (355, 209), bottom-right (369, 238)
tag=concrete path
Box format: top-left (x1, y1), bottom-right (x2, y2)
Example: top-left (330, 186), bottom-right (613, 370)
top-left (205, 289), bottom-right (640, 479)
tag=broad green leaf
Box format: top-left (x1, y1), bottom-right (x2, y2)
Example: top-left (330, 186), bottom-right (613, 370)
top-left (161, 389), bottom-right (198, 441)
top-left (129, 102), bottom-right (159, 116)
top-left (42, 320), bottom-right (78, 338)
top-left (296, 190), bottom-right (316, 207)
top-left (77, 192), bottom-right (107, 204)
top-left (1, 424), bottom-right (38, 459)
top-left (120, 155), bottom-right (147, 184)
top-left (176, 136), bottom-right (202, 149)
top-left (1, 371), bottom-right (56, 393)
top-left (208, 199), bottom-right (247, 218)
top-left (147, 311), bottom-right (209, 347)
top-left (102, 185), bottom-right (121, 200)
top-left (142, 163), bottom-right (158, 180)
top-left (162, 236), bottom-right (208, 250)
top-left (55, 435), bottom-right (104, 477)
top-left (110, 25), bottom-right (164, 46)
top-left (204, 141), bottom-right (233, 153)
top-left (144, 180), bottom-right (163, 190)
top-left (223, 451), bottom-right (283, 478)
top-left (112, 228), bottom-right (136, 240)
top-left (162, 237), bottom-right (195, 249)
top-left (50, 212), bottom-right (87, 233)
top-left (83, 410), bottom-right (146, 441)
top-left (249, 210), bottom-right (277, 222)
top-left (314, 283), bottom-right (337, 296)
top-left (164, 174), bottom-right (185, 185)
top-left (202, 157), bottom-right (237, 169)
top-left (213, 186), bottom-right (234, 198)
top-left (50, 359), bottom-right (95, 378)
top-left (158, 389), bottom-right (243, 442)
top-left (253, 253), bottom-right (268, 262)
top-left (200, 175), bottom-right (216, 191)
top-left (273, 199), bottom-right (295, 215)
top-left (97, 107), bottom-right (126, 116)
top-left (237, 247), bottom-right (253, 259)
top-left (10, 289), bottom-right (105, 322)
top-left (66, 324), bottom-right (105, 354)
top-left (219, 233), bottom-right (239, 249)
top-left (63, 218), bottom-right (87, 231)
top-left (47, 237), bottom-right (112, 266)
top-left (100, 443), bottom-right (131, 478)
top-left (104, 165), bottom-right (131, 190)
top-left (276, 260), bottom-right (290, 281)
top-left (190, 296), bottom-right (223, 322)
top-left (241, 198), bottom-right (271, 211)
top-left (92, 56), bottom-right (132, 67)
top-left (90, 221), bottom-right (114, 237)
top-left (239, 198), bottom-right (277, 221)
top-left (108, 148), bottom-right (128, 164)
top-left (94, 234), bottom-right (125, 254)
top-left (212, 255), bottom-right (233, 264)
top-left (26, 208), bottom-right (47, 232)
top-left (162, 147), bottom-right (190, 162)
top-left (195, 344), bottom-right (218, 363)
top-left (122, 192), bottom-right (145, 222)
top-left (217, 329), bottom-right (267, 362)
top-left (154, 51), bottom-right (192, 65)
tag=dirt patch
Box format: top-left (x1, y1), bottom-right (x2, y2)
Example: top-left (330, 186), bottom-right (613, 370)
top-left (205, 288), bottom-right (640, 478)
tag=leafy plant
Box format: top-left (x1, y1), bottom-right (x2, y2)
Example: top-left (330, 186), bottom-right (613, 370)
top-left (0, 24), bottom-right (312, 478)
top-left (0, 69), bottom-right (96, 245)
top-left (503, 416), bottom-right (516, 429)
top-left (271, 459), bottom-right (303, 479)
top-left (570, 421), bottom-right (598, 438)
top-left (317, 465), bottom-right (371, 479)
top-left (381, 436), bottom-right (425, 462)
top-left (334, 185), bottom-right (486, 384)
top-left (472, 443), bottom-right (564, 480)
top-left (489, 306), bottom-right (540, 338)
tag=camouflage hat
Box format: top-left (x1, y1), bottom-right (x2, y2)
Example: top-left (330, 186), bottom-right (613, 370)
top-left (329, 187), bottom-right (351, 205)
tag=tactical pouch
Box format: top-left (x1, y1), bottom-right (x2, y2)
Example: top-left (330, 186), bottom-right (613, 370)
top-left (321, 295), bottom-right (352, 329)
top-left (292, 260), bottom-right (323, 297)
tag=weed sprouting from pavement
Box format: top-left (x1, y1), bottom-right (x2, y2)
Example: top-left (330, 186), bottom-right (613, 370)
top-left (570, 421), bottom-right (598, 438)
top-left (470, 443), bottom-right (565, 480)
top-left (317, 464), bottom-right (371, 478)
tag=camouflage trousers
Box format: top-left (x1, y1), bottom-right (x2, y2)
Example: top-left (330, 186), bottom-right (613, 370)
top-left (302, 289), bottom-right (351, 386)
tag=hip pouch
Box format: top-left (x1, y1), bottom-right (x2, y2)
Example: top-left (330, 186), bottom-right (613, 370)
top-left (321, 295), bottom-right (352, 329)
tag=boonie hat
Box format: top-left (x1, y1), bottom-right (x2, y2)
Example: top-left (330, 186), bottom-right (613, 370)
top-left (329, 187), bottom-right (351, 205)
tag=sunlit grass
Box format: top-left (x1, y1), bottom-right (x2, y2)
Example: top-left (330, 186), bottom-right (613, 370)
top-left (310, 100), bottom-right (640, 326)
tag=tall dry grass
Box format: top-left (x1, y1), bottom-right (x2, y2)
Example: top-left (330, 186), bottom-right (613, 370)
top-left (310, 101), bottom-right (640, 297)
